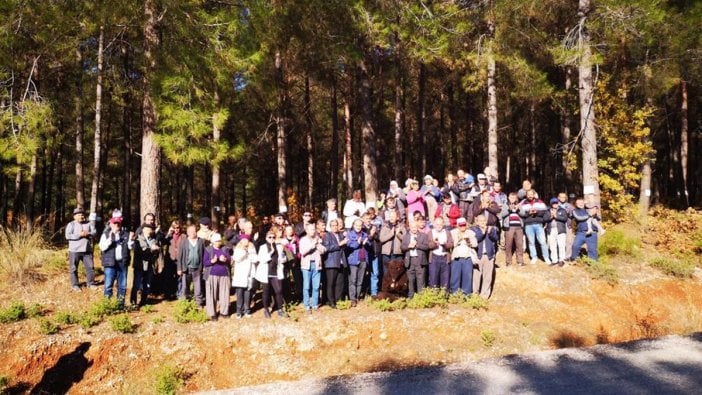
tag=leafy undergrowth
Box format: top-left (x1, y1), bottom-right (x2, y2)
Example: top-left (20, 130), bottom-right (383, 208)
top-left (369, 289), bottom-right (488, 312)
top-left (645, 207), bottom-right (701, 265)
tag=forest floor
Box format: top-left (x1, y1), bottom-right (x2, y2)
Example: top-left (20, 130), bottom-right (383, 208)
top-left (0, 207), bottom-right (701, 394)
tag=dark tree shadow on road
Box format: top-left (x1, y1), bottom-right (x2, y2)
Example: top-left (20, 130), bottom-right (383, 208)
top-left (31, 342), bottom-right (92, 395)
top-left (318, 332), bottom-right (702, 395)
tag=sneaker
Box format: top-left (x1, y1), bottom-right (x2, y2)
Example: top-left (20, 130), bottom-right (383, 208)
top-left (544, 258), bottom-right (552, 265)
top-left (236, 314), bottom-right (242, 320)
top-left (88, 284), bottom-right (100, 291)
top-left (530, 258), bottom-right (538, 265)
top-left (71, 286), bottom-right (81, 292)
top-left (277, 309), bottom-right (287, 318)
top-left (558, 261), bottom-right (566, 267)
top-left (244, 313), bottom-right (252, 319)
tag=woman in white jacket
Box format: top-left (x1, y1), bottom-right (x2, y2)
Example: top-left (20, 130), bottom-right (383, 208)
top-left (256, 229), bottom-right (287, 318)
top-left (231, 237), bottom-right (257, 318)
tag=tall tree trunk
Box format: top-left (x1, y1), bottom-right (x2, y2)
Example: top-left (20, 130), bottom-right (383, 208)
top-left (54, 147), bottom-right (64, 232)
top-left (394, 78), bottom-right (403, 181)
top-left (359, 62), bottom-right (378, 205)
top-left (211, 92), bottom-right (221, 224)
top-left (448, 82), bottom-right (457, 170)
top-left (638, 55), bottom-right (653, 215)
top-left (305, 76), bottom-right (314, 207)
top-left (417, 62), bottom-right (427, 176)
top-left (330, 80), bottom-right (339, 200)
top-left (89, 25), bottom-right (104, 223)
top-left (529, 103), bottom-right (537, 180)
top-left (121, 42), bottom-right (132, 218)
top-left (343, 85), bottom-right (353, 197)
top-left (680, 79), bottom-right (689, 206)
top-left (26, 154), bottom-right (37, 232)
top-left (487, 52), bottom-right (498, 178)
top-left (13, 170), bottom-right (22, 227)
top-left (75, 46), bottom-right (85, 209)
top-left (140, 0), bottom-right (161, 221)
top-left (275, 50), bottom-right (287, 213)
top-left (578, 0), bottom-right (600, 206)
top-left (562, 67), bottom-right (573, 188)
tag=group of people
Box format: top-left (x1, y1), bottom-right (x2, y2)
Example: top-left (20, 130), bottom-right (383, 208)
top-left (64, 169), bottom-right (604, 321)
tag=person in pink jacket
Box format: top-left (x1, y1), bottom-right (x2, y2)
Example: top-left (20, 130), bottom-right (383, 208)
top-left (406, 179), bottom-right (426, 224)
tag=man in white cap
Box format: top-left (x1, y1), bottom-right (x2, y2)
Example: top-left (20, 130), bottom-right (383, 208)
top-left (65, 207), bottom-right (97, 291)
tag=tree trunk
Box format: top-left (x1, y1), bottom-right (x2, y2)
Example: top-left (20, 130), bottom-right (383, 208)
top-left (680, 79), bottom-right (689, 206)
top-left (89, 25), bottom-right (104, 223)
top-left (275, 50), bottom-right (287, 213)
top-left (75, 46), bottom-right (85, 209)
top-left (394, 79), bottom-right (403, 181)
top-left (13, 170), bottom-right (22, 227)
top-left (562, 66), bottom-right (573, 188)
top-left (305, 76), bottom-right (314, 207)
top-left (121, 42), bottom-right (132, 219)
top-left (140, 0), bottom-right (161, 221)
top-left (578, 0), bottom-right (600, 206)
top-left (211, 92), bottom-right (221, 224)
top-left (54, 147), bottom-right (64, 232)
top-left (26, 154), bottom-right (37, 232)
top-left (487, 53), bottom-right (498, 178)
top-left (343, 86), bottom-right (353, 197)
top-left (359, 62), bottom-right (378, 205)
top-left (417, 62), bottom-right (427, 176)
top-left (448, 83), bottom-right (457, 170)
top-left (638, 56), bottom-right (654, 215)
top-left (529, 103), bottom-right (537, 180)
top-left (330, 80), bottom-right (339, 200)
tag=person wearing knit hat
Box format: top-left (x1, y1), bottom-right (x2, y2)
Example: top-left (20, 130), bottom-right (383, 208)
top-left (203, 233), bottom-right (231, 321)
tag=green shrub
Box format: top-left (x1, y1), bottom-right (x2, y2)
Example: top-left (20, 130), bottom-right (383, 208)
top-left (0, 302), bottom-right (26, 323)
top-left (141, 305), bottom-right (155, 314)
top-left (43, 250), bottom-right (68, 274)
top-left (599, 229), bottom-right (641, 257)
top-left (110, 314), bottom-right (136, 334)
top-left (0, 227), bottom-right (56, 281)
top-left (153, 365), bottom-right (186, 395)
top-left (370, 298), bottom-right (408, 312)
top-left (152, 316), bottom-right (165, 325)
top-left (407, 288), bottom-right (448, 309)
top-left (89, 298), bottom-right (123, 318)
top-left (650, 257), bottom-right (695, 278)
top-left (27, 303), bottom-right (46, 318)
top-left (448, 292), bottom-right (489, 310)
top-left (335, 300), bottom-right (352, 310)
top-left (173, 299), bottom-right (207, 324)
top-left (77, 312), bottom-right (101, 329)
top-left (480, 329), bottom-right (496, 347)
top-left (581, 257), bottom-right (619, 285)
top-left (0, 375), bottom-right (8, 391)
top-left (38, 318), bottom-right (60, 335)
top-left (55, 311), bottom-right (77, 325)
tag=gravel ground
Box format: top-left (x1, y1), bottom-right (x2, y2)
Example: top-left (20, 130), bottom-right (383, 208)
top-left (202, 333), bottom-right (702, 395)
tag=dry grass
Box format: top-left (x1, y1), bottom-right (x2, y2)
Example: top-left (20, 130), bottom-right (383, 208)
top-left (0, 226), bottom-right (62, 283)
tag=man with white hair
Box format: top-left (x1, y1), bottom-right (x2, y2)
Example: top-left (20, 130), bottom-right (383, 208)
top-left (65, 207), bottom-right (97, 291)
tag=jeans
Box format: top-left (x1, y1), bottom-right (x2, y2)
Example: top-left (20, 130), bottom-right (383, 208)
top-left (548, 229), bottom-right (567, 263)
top-left (428, 255), bottom-right (450, 289)
top-left (103, 264), bottom-right (127, 305)
top-left (348, 262), bottom-right (367, 302)
top-left (525, 223), bottom-right (550, 262)
top-left (131, 267), bottom-right (154, 306)
top-left (234, 287), bottom-right (251, 315)
top-left (69, 251), bottom-right (95, 287)
top-left (449, 258), bottom-right (473, 295)
top-left (369, 256), bottom-right (380, 296)
top-left (302, 265), bottom-right (321, 309)
top-left (570, 232), bottom-right (599, 261)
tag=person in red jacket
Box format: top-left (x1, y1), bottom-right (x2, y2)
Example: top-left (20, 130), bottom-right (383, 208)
top-left (435, 192), bottom-right (461, 229)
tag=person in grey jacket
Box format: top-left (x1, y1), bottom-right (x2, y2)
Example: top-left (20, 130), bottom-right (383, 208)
top-left (177, 224), bottom-right (205, 305)
top-left (65, 207), bottom-right (97, 291)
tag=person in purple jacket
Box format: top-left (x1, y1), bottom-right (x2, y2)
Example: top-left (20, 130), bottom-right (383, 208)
top-left (203, 233), bottom-right (231, 321)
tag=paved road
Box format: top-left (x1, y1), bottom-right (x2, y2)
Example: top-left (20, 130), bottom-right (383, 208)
top-left (203, 333), bottom-right (702, 394)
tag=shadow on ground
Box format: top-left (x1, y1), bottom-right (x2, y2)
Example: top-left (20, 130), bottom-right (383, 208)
top-left (314, 332), bottom-right (702, 395)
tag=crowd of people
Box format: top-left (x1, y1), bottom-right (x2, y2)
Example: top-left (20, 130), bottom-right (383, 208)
top-left (64, 169), bottom-right (604, 321)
